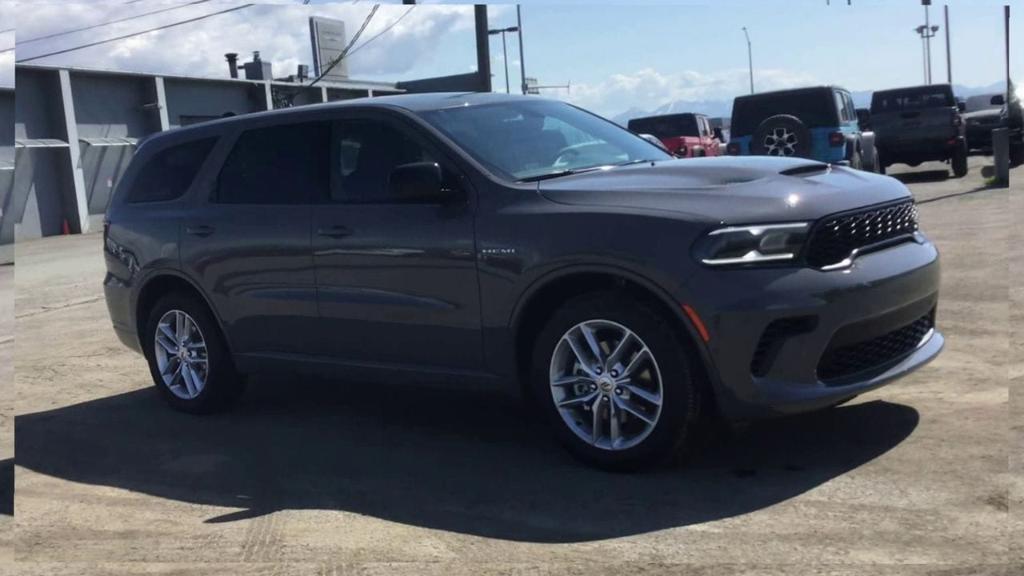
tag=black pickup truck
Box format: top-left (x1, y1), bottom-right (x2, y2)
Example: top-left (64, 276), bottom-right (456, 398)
top-left (870, 83), bottom-right (968, 177)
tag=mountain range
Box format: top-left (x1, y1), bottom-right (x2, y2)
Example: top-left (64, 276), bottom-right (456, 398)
top-left (609, 80), bottom-right (1008, 126)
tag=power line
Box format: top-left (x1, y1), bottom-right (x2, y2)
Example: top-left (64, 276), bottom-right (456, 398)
top-left (17, 3), bottom-right (254, 63)
top-left (347, 5), bottom-right (415, 57)
top-left (18, 0), bottom-right (213, 45)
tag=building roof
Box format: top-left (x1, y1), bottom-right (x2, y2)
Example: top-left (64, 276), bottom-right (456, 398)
top-left (16, 63), bottom-right (402, 93)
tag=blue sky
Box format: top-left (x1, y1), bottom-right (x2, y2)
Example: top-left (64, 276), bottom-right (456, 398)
top-left (9, 1), bottom-right (1020, 117)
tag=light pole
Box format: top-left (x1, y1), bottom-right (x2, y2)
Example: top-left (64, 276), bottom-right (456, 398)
top-left (517, 5), bottom-right (527, 95)
top-left (742, 27), bottom-right (753, 94)
top-left (488, 26), bottom-right (519, 94)
top-left (914, 24), bottom-right (940, 84)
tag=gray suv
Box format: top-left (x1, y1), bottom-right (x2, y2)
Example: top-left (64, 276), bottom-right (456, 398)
top-left (104, 93), bottom-right (943, 470)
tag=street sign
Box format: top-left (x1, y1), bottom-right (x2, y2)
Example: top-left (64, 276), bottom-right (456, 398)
top-left (310, 16), bottom-right (349, 81)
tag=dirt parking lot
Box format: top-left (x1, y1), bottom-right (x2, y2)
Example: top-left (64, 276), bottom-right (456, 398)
top-left (7, 156), bottom-right (1022, 575)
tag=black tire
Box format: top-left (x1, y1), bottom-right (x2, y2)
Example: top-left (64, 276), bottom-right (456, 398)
top-left (529, 292), bottom-right (703, 471)
top-left (849, 149), bottom-right (863, 171)
top-left (143, 292), bottom-right (244, 414)
top-left (866, 148), bottom-right (880, 173)
top-left (952, 142), bottom-right (969, 178)
top-left (1011, 142), bottom-right (1024, 167)
top-left (751, 114), bottom-right (812, 158)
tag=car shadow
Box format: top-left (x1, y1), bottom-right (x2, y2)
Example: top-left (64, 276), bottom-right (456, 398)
top-left (889, 169), bottom-right (951, 184)
top-left (15, 379), bottom-right (919, 543)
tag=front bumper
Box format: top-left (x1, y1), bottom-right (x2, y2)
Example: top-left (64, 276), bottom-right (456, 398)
top-left (686, 237), bottom-right (942, 421)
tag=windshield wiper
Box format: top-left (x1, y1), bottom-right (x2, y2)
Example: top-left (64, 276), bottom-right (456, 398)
top-left (518, 160), bottom-right (657, 183)
top-left (517, 166), bottom-right (604, 183)
top-left (614, 159), bottom-right (657, 167)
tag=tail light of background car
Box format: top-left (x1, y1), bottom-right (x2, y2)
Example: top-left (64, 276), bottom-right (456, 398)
top-left (829, 132), bottom-right (845, 147)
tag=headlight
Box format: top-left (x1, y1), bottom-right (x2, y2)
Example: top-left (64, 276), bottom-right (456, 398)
top-left (696, 222), bottom-right (810, 266)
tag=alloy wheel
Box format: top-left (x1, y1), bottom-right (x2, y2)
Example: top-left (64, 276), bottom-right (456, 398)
top-left (154, 309), bottom-right (209, 400)
top-left (549, 319), bottom-right (664, 451)
top-left (763, 127), bottom-right (798, 156)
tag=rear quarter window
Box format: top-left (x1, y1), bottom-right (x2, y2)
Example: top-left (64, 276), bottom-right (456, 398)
top-left (127, 137), bottom-right (216, 203)
top-left (731, 90), bottom-right (838, 137)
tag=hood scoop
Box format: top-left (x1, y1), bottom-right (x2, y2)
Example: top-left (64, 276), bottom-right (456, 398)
top-left (780, 162), bottom-right (832, 177)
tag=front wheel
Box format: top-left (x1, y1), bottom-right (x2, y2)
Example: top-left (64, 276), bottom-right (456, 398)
top-left (144, 292), bottom-right (244, 414)
top-left (530, 292), bottom-right (703, 470)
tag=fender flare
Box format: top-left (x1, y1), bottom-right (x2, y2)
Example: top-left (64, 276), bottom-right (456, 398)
top-left (132, 268), bottom-right (233, 352)
top-left (508, 263), bottom-right (716, 373)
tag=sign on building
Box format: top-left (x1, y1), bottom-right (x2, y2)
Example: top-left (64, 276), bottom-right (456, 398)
top-left (310, 16), bottom-right (349, 81)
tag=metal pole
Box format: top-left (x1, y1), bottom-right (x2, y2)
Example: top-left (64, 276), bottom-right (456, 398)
top-left (474, 5), bottom-right (491, 92)
top-left (742, 27), bottom-right (753, 94)
top-left (517, 5), bottom-right (527, 95)
top-left (925, 3), bottom-right (932, 84)
top-left (501, 31), bottom-right (510, 93)
top-left (944, 4), bottom-right (952, 84)
top-left (925, 33), bottom-right (933, 83)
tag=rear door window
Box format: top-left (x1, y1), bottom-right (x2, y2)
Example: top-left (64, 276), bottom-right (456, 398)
top-left (127, 138), bottom-right (216, 203)
top-left (215, 121), bottom-right (330, 204)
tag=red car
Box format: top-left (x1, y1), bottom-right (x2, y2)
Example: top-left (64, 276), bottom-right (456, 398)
top-left (627, 112), bottom-right (722, 157)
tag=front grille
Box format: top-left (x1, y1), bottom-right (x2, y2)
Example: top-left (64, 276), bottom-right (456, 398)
top-left (818, 311), bottom-right (934, 384)
top-left (805, 200), bottom-right (919, 268)
top-left (751, 316), bottom-right (817, 377)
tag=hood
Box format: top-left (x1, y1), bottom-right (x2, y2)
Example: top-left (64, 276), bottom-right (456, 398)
top-left (537, 156), bottom-right (912, 225)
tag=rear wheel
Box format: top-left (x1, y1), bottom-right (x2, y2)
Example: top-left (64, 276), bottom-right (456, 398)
top-left (952, 142), bottom-right (969, 178)
top-left (144, 292), bottom-right (244, 414)
top-left (530, 292), bottom-right (702, 470)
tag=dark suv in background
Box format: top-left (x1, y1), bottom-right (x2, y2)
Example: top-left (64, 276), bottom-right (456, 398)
top-left (727, 86), bottom-right (876, 171)
top-left (104, 93), bottom-right (942, 470)
top-left (870, 83), bottom-right (968, 177)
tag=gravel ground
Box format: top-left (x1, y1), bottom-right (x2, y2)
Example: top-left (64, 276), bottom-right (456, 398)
top-left (6, 156), bottom-right (1020, 575)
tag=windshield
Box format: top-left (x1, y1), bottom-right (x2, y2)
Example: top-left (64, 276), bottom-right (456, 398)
top-left (871, 86), bottom-right (955, 113)
top-left (417, 99), bottom-right (671, 181)
top-left (627, 114), bottom-right (700, 138)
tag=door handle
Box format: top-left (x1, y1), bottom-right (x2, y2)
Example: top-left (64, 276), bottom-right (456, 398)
top-left (317, 225), bottom-right (353, 239)
top-left (185, 224), bottom-right (214, 237)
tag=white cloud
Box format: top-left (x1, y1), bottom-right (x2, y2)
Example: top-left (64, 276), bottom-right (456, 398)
top-left (560, 67), bottom-right (820, 117)
top-left (14, 1), bottom-right (503, 81)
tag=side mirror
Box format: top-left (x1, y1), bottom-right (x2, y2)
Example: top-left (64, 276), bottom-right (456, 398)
top-left (991, 94), bottom-right (1006, 106)
top-left (712, 127), bottom-right (724, 141)
top-left (956, 101), bottom-right (966, 112)
top-left (387, 162), bottom-right (452, 204)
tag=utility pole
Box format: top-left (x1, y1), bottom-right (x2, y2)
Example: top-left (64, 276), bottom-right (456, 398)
top-left (517, 5), bottom-right (527, 95)
top-left (742, 27), bottom-right (753, 94)
top-left (944, 4), bottom-right (952, 84)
